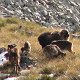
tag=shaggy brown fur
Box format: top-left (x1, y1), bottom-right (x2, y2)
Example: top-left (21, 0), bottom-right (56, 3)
top-left (6, 44), bottom-right (20, 74)
top-left (20, 41), bottom-right (31, 57)
top-left (43, 44), bottom-right (66, 58)
top-left (51, 40), bottom-right (74, 53)
top-left (38, 29), bottom-right (69, 48)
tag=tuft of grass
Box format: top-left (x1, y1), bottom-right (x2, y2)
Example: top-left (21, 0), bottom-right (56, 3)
top-left (0, 18), bottom-right (6, 27)
top-left (6, 17), bottom-right (20, 24)
top-left (38, 75), bottom-right (56, 80)
top-left (41, 67), bottom-right (52, 74)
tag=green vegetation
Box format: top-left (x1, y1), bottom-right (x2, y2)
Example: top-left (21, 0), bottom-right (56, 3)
top-left (0, 18), bottom-right (6, 27)
top-left (38, 75), bottom-right (56, 80)
top-left (41, 67), bottom-right (52, 74)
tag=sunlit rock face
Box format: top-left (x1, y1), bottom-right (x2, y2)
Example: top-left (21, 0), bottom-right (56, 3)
top-left (0, 0), bottom-right (80, 32)
top-left (0, 51), bottom-right (8, 66)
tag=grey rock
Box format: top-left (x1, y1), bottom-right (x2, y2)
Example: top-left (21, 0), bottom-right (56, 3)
top-left (0, 0), bottom-right (80, 32)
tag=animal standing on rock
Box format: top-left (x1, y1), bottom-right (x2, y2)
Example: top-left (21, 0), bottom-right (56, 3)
top-left (38, 29), bottom-right (69, 48)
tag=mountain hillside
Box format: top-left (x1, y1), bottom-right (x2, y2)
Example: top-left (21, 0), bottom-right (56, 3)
top-left (0, 0), bottom-right (80, 32)
top-left (0, 18), bottom-right (80, 80)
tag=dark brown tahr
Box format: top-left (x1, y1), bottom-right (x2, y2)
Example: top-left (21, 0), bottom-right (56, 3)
top-left (51, 40), bottom-right (74, 53)
top-left (38, 29), bottom-right (69, 48)
top-left (43, 44), bottom-right (66, 58)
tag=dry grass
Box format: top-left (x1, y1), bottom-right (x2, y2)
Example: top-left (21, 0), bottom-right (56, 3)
top-left (0, 18), bottom-right (80, 80)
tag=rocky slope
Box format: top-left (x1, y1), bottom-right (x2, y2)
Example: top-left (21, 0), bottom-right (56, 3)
top-left (0, 0), bottom-right (80, 32)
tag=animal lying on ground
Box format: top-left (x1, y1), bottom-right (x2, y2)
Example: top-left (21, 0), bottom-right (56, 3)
top-left (20, 41), bottom-right (31, 57)
top-left (38, 29), bottom-right (69, 48)
top-left (43, 44), bottom-right (66, 58)
top-left (20, 41), bottom-right (37, 69)
top-left (51, 40), bottom-right (74, 53)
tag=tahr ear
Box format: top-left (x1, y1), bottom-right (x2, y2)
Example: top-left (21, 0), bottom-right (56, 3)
top-left (60, 29), bottom-right (69, 40)
top-left (60, 29), bottom-right (68, 35)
